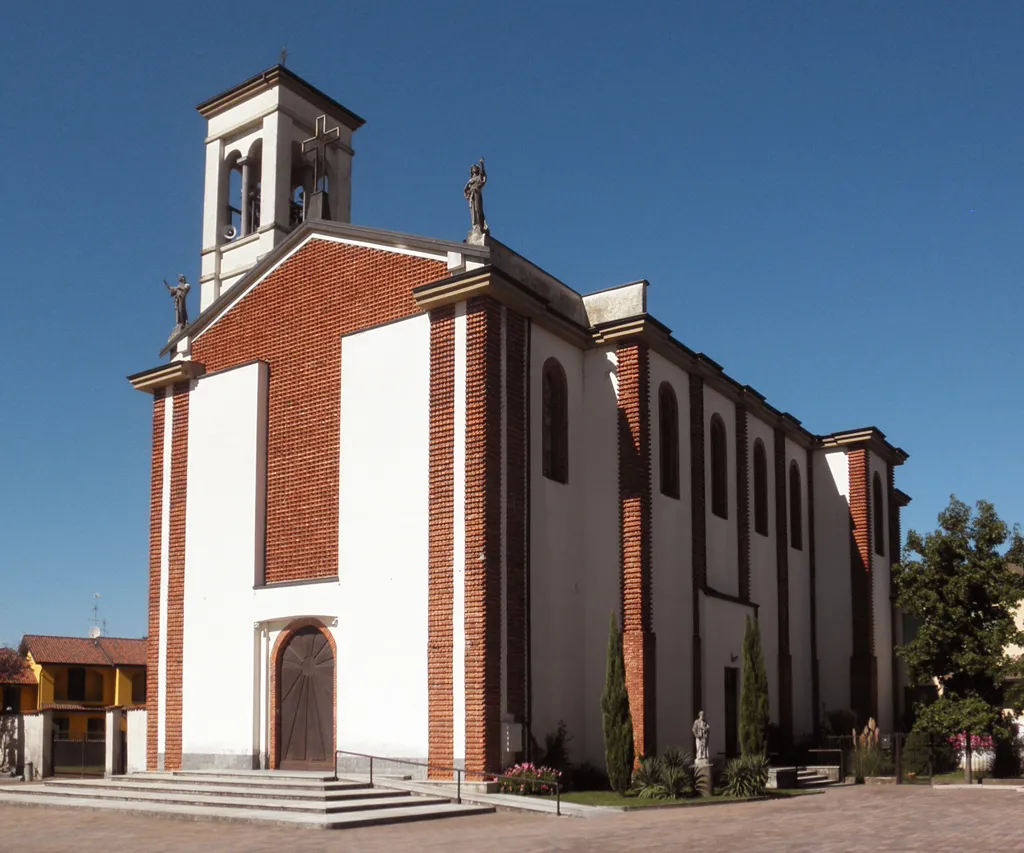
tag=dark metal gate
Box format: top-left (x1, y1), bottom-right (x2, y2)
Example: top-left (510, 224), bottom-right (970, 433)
top-left (52, 733), bottom-right (105, 777)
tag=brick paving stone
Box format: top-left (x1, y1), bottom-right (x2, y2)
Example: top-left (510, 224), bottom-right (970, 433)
top-left (2, 786), bottom-right (1023, 853)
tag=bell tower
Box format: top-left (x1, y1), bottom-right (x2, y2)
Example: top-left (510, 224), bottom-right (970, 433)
top-left (195, 66), bottom-right (365, 311)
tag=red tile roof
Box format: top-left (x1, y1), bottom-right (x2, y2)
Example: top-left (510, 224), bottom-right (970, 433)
top-left (18, 635), bottom-right (147, 667)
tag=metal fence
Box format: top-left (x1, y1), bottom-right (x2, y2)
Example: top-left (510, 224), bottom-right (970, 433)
top-left (52, 733), bottom-right (105, 777)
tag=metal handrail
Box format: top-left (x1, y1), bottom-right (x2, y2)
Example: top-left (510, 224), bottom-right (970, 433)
top-left (334, 749), bottom-right (562, 816)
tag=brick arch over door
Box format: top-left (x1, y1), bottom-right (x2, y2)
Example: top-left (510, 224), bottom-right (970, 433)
top-left (269, 618), bottom-right (338, 770)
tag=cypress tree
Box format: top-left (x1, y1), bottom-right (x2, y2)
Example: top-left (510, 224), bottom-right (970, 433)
top-left (740, 615), bottom-right (770, 757)
top-left (601, 612), bottom-right (634, 793)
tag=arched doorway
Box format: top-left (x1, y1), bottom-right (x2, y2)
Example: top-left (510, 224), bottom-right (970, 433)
top-left (276, 624), bottom-right (335, 770)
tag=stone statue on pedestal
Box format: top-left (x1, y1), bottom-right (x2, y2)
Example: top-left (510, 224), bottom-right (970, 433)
top-left (464, 158), bottom-right (488, 243)
top-left (692, 710), bottom-right (710, 765)
top-left (164, 275), bottom-right (190, 336)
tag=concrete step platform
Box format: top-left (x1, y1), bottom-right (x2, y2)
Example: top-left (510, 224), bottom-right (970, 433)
top-left (43, 778), bottom-right (379, 801)
top-left (16, 784), bottom-right (434, 813)
top-left (0, 790), bottom-right (492, 829)
top-left (0, 773), bottom-right (494, 830)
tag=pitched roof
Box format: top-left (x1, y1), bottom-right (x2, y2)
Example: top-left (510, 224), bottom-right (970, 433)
top-left (18, 635), bottom-right (147, 667)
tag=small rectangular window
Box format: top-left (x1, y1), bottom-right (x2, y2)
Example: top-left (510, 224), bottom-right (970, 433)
top-left (67, 668), bottom-right (86, 702)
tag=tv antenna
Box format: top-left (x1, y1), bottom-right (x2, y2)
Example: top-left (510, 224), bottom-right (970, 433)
top-left (89, 593), bottom-right (107, 638)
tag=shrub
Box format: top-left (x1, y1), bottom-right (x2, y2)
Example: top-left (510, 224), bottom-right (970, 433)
top-left (722, 754), bottom-right (770, 798)
top-left (740, 616), bottom-right (770, 757)
top-left (630, 748), bottom-right (697, 799)
top-left (601, 613), bottom-right (634, 794)
top-left (537, 720), bottom-right (571, 773)
top-left (851, 719), bottom-right (894, 779)
top-left (497, 763), bottom-right (561, 796)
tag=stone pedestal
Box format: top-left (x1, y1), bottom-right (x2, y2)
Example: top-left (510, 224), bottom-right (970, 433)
top-left (695, 760), bottom-right (714, 796)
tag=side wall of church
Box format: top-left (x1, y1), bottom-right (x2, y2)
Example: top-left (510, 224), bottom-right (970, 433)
top-left (747, 412), bottom-right (781, 725)
top-left (529, 324), bottom-right (587, 760)
top-left (813, 449), bottom-right (853, 720)
top-left (650, 352), bottom-right (694, 758)
top-left (703, 387), bottom-right (739, 598)
top-left (786, 437), bottom-right (814, 740)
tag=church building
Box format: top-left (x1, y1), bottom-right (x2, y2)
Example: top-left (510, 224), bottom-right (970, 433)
top-left (129, 66), bottom-right (910, 774)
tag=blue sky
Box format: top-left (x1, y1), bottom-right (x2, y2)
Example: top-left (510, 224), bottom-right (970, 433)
top-left (1, 1), bottom-right (1021, 643)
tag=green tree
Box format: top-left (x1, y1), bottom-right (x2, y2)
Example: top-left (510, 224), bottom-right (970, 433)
top-left (601, 612), bottom-right (634, 794)
top-left (739, 615), bottom-right (770, 757)
top-left (894, 496), bottom-right (1024, 781)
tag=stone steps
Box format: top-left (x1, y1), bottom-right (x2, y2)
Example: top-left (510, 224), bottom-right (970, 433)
top-left (0, 771), bottom-right (494, 829)
top-left (797, 769), bottom-right (837, 788)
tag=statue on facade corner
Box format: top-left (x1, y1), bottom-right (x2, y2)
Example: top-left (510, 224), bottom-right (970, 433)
top-left (464, 157), bottom-right (488, 238)
top-left (692, 710), bottom-right (710, 764)
top-left (164, 275), bottom-right (190, 334)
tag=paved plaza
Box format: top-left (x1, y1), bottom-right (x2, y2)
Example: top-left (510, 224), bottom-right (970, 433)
top-left (0, 785), bottom-right (1018, 853)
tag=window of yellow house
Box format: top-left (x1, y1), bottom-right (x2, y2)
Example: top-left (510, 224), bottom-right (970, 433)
top-left (53, 717), bottom-right (70, 738)
top-left (86, 718), bottom-right (105, 740)
top-left (67, 668), bottom-right (86, 702)
top-left (86, 671), bottom-right (103, 703)
top-left (131, 672), bottom-right (146, 705)
top-left (1, 686), bottom-right (19, 711)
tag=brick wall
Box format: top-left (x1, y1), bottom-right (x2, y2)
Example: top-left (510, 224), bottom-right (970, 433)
top-left (463, 296), bottom-right (503, 776)
top-left (163, 384), bottom-right (190, 770)
top-left (192, 239), bottom-right (448, 585)
top-left (146, 391), bottom-right (165, 770)
top-left (618, 344), bottom-right (655, 760)
top-left (427, 307), bottom-right (455, 778)
top-left (688, 375), bottom-right (705, 721)
top-left (773, 428), bottom-right (792, 740)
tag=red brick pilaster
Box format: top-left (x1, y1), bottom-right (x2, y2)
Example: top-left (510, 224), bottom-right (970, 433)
top-left (618, 344), bottom-right (655, 760)
top-left (464, 296), bottom-right (503, 776)
top-left (773, 428), bottom-right (792, 741)
top-left (848, 448), bottom-right (876, 724)
top-left (146, 391), bottom-right (166, 771)
top-left (163, 382), bottom-right (190, 770)
top-left (427, 307), bottom-right (456, 778)
top-left (505, 310), bottom-right (529, 756)
top-left (689, 374), bottom-right (705, 721)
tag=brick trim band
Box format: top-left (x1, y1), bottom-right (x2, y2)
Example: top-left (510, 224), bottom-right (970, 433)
top-left (146, 391), bottom-right (166, 770)
top-left (163, 383), bottom-right (190, 770)
top-left (427, 307), bottom-right (456, 778)
top-left (618, 343), bottom-right (655, 760)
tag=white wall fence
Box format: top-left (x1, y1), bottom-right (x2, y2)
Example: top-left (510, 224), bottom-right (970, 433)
top-left (0, 708), bottom-right (148, 780)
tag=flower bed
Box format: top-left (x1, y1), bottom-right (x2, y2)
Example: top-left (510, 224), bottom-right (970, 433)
top-left (497, 763), bottom-right (561, 796)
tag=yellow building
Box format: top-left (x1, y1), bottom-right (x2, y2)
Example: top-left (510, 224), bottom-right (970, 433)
top-left (11, 635), bottom-right (147, 739)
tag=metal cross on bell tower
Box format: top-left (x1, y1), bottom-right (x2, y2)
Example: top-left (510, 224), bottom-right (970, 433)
top-left (301, 115), bottom-right (342, 220)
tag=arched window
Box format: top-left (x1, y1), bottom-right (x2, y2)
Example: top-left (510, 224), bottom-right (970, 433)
top-left (542, 358), bottom-right (568, 484)
top-left (659, 382), bottom-right (679, 499)
top-left (789, 461), bottom-right (803, 550)
top-left (873, 472), bottom-right (885, 556)
top-left (710, 414), bottom-right (728, 519)
top-left (753, 439), bottom-right (769, 536)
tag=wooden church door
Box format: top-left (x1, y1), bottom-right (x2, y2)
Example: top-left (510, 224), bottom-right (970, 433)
top-left (278, 626), bottom-right (335, 770)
